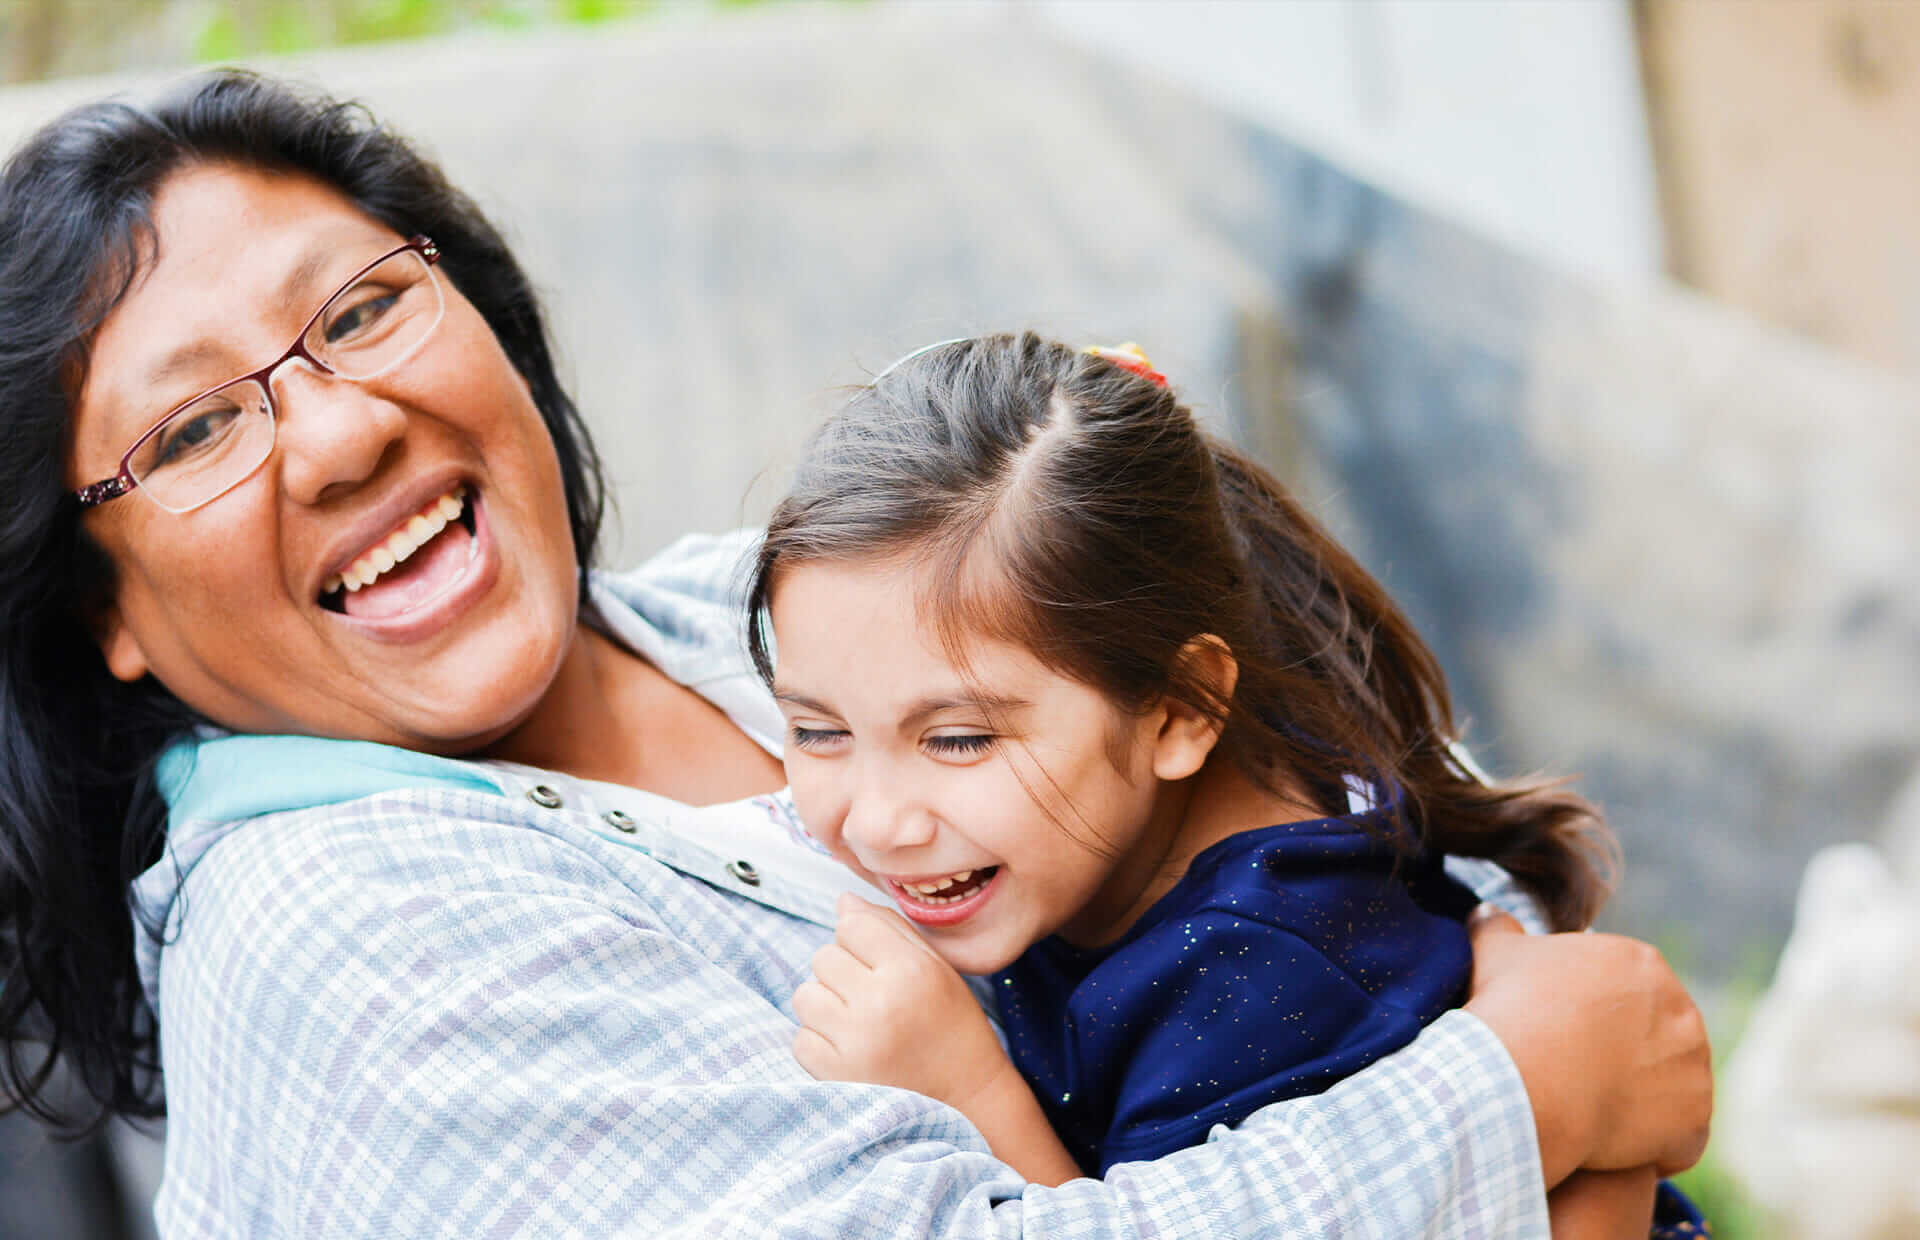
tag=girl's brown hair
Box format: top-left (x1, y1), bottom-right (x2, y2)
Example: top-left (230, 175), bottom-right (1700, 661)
top-left (747, 332), bottom-right (1615, 930)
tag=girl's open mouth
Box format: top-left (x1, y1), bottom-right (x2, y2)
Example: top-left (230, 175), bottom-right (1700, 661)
top-left (886, 866), bottom-right (1000, 927)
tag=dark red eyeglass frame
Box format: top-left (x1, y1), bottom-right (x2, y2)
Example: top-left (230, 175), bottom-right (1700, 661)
top-left (73, 235), bottom-right (441, 510)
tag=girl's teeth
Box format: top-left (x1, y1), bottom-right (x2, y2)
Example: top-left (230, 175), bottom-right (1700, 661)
top-left (907, 870), bottom-right (978, 896)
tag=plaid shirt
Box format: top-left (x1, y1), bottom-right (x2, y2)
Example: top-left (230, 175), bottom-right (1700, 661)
top-left (131, 530), bottom-right (1550, 1238)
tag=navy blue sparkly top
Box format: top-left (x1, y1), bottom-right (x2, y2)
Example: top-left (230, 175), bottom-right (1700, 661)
top-left (990, 791), bottom-right (1480, 1175)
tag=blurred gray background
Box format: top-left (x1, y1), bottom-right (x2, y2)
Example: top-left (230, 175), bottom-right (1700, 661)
top-left (2, 4), bottom-right (1916, 1237)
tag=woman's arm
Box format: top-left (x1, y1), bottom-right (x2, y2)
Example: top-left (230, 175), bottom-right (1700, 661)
top-left (1464, 910), bottom-right (1713, 1186)
top-left (157, 794), bottom-right (1703, 1237)
top-left (1547, 1167), bottom-right (1659, 1239)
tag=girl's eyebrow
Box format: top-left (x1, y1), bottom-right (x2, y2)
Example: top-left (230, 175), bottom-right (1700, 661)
top-left (770, 688), bottom-right (836, 716)
top-left (901, 693), bottom-right (1028, 725)
top-left (770, 688), bottom-right (1029, 726)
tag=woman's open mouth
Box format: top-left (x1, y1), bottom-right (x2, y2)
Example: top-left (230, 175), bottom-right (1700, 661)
top-left (317, 485), bottom-right (487, 629)
top-left (885, 866), bottom-right (1001, 927)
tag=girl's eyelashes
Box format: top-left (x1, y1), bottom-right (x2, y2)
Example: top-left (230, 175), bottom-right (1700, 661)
top-left (787, 724), bottom-right (848, 752)
top-left (783, 723), bottom-right (994, 758)
top-left (923, 733), bottom-right (994, 758)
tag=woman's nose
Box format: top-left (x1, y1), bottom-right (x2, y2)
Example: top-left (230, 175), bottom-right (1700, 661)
top-left (270, 362), bottom-right (408, 505)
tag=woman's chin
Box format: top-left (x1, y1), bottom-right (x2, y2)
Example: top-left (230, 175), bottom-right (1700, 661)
top-left (309, 627), bottom-right (577, 756)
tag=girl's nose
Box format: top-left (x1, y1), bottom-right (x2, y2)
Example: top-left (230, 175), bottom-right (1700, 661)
top-left (271, 363), bottom-right (408, 505)
top-left (839, 776), bottom-right (938, 859)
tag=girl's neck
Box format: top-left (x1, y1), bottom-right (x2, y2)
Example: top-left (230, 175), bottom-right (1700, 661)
top-left (1057, 757), bottom-right (1325, 949)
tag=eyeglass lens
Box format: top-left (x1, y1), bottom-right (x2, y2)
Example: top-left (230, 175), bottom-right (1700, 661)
top-left (130, 248), bottom-right (443, 513)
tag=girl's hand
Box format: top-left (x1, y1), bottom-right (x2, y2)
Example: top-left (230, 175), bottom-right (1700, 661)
top-left (1464, 910), bottom-right (1712, 1186)
top-left (792, 894), bottom-right (1014, 1111)
top-left (792, 896), bottom-right (1087, 1186)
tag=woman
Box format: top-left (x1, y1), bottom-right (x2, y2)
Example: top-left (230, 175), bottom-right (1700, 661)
top-left (0, 71), bottom-right (1708, 1236)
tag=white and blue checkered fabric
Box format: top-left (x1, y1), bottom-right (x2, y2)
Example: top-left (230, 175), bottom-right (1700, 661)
top-left (130, 530), bottom-right (1549, 1237)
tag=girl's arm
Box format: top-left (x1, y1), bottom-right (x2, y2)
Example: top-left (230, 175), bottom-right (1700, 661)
top-left (792, 894), bottom-right (1085, 1187)
top-left (1547, 1167), bottom-right (1658, 1239)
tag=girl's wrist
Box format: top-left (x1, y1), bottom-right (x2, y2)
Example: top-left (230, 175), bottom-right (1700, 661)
top-left (964, 1061), bottom-right (1084, 1186)
top-left (949, 1048), bottom-right (1028, 1117)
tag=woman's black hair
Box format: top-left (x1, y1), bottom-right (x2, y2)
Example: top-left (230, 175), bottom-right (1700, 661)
top-left (748, 333), bottom-right (1616, 934)
top-left (0, 70), bottom-right (607, 1131)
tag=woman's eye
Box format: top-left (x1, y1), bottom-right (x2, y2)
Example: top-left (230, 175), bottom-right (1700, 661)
top-left (924, 734), bottom-right (994, 758)
top-left (149, 405), bottom-right (238, 469)
top-left (323, 289), bottom-right (400, 344)
top-left (788, 725), bottom-right (848, 753)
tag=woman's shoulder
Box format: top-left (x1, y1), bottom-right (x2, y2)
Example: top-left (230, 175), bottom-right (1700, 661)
top-left (598, 527), bottom-right (762, 614)
top-left (141, 785), bottom-right (657, 1012)
top-left (590, 527), bottom-right (767, 686)
top-left (165, 782), bottom-right (641, 923)
top-left (135, 784), bottom-right (778, 1235)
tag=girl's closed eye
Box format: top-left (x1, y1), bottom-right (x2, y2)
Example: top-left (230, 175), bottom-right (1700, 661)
top-left (923, 732), bottom-right (994, 760)
top-left (788, 724), bottom-right (849, 753)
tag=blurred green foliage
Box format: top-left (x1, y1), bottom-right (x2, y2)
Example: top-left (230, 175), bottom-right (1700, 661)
top-left (1655, 927), bottom-right (1782, 1240)
top-left (191, 0), bottom-right (664, 63)
top-left (1, 0), bottom-right (866, 85)
top-left (1673, 1150), bottom-right (1772, 1240)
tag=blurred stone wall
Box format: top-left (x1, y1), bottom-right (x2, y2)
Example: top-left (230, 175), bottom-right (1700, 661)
top-left (2, 6), bottom-right (1914, 984)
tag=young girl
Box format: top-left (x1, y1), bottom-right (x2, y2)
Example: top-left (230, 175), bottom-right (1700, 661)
top-left (746, 333), bottom-right (1705, 1237)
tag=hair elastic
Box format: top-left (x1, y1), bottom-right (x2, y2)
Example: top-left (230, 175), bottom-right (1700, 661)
top-left (1083, 342), bottom-right (1168, 387)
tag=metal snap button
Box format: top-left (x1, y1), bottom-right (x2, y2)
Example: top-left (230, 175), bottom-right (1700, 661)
top-left (725, 859), bottom-right (761, 887)
top-left (603, 809), bottom-right (638, 834)
top-left (526, 784), bottom-right (564, 809)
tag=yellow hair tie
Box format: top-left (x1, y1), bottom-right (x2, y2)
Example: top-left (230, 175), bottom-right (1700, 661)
top-left (1083, 342), bottom-right (1168, 387)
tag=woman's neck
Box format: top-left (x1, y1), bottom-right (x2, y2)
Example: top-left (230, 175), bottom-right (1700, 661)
top-left (483, 625), bottom-right (783, 805)
top-left (1058, 757), bottom-right (1325, 949)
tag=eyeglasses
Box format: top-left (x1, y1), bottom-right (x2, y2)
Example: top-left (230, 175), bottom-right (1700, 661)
top-left (74, 236), bottom-right (444, 514)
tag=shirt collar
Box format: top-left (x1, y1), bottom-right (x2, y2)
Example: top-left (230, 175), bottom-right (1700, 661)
top-left (156, 731), bottom-right (506, 827)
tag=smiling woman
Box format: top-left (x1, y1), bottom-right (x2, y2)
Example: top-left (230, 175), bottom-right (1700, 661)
top-left (0, 70), bottom-right (605, 1128)
top-left (0, 70), bottom-right (1713, 1238)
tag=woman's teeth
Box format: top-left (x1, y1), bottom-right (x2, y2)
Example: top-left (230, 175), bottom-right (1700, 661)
top-left (324, 487), bottom-right (466, 595)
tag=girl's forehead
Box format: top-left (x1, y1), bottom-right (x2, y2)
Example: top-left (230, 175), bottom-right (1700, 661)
top-left (773, 557), bottom-right (1072, 707)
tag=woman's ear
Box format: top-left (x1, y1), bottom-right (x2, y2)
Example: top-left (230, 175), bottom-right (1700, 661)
top-left (1150, 635), bottom-right (1238, 782)
top-left (93, 600), bottom-right (151, 684)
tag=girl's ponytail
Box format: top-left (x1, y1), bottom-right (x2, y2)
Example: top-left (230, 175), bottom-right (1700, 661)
top-left (1208, 441), bottom-right (1617, 930)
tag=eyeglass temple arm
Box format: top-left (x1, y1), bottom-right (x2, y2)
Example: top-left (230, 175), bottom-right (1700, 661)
top-left (75, 475), bottom-right (134, 508)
